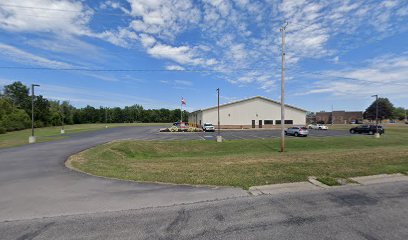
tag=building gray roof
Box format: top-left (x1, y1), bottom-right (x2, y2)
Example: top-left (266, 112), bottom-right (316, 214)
top-left (190, 96), bottom-right (307, 114)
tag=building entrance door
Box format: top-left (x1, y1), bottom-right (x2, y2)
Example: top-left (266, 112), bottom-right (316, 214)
top-left (252, 120), bottom-right (255, 128)
top-left (259, 120), bottom-right (262, 128)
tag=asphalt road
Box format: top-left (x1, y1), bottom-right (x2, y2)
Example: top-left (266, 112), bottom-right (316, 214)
top-left (1, 181), bottom-right (407, 240)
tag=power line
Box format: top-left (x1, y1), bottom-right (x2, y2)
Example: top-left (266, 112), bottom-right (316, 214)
top-left (0, 3), bottom-right (127, 16)
top-left (0, 66), bottom-right (275, 73)
top-left (1, 66), bottom-right (405, 86)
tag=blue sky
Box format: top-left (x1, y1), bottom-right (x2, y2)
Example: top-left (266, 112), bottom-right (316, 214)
top-left (0, 0), bottom-right (407, 112)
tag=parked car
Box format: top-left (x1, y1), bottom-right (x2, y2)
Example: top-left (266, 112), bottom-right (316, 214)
top-left (349, 125), bottom-right (384, 135)
top-left (285, 127), bottom-right (309, 137)
top-left (202, 123), bottom-right (215, 132)
top-left (173, 122), bottom-right (189, 129)
top-left (308, 124), bottom-right (328, 130)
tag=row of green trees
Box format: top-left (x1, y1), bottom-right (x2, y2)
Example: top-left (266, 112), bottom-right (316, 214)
top-left (364, 97), bottom-right (407, 121)
top-left (0, 81), bottom-right (188, 134)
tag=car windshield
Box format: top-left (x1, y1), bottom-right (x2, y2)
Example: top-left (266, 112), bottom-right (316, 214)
top-left (204, 123), bottom-right (213, 126)
top-left (300, 127), bottom-right (308, 130)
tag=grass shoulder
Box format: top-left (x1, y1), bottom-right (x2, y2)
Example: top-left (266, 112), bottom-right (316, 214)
top-left (68, 131), bottom-right (408, 189)
top-left (0, 123), bottom-right (167, 149)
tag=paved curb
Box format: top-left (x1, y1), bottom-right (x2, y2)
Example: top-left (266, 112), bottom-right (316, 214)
top-left (248, 182), bottom-right (322, 195)
top-left (350, 173), bottom-right (408, 185)
top-left (308, 176), bottom-right (331, 189)
top-left (249, 173), bottom-right (408, 196)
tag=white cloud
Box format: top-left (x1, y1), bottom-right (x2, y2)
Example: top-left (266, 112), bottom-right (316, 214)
top-left (0, 43), bottom-right (120, 82)
top-left (95, 28), bottom-right (138, 48)
top-left (174, 80), bottom-right (193, 86)
top-left (126, 0), bottom-right (200, 39)
top-left (139, 33), bottom-right (156, 48)
top-left (299, 54), bottom-right (408, 98)
top-left (0, 0), bottom-right (92, 35)
top-left (146, 43), bottom-right (212, 66)
top-left (166, 65), bottom-right (185, 71)
top-left (0, 43), bottom-right (72, 68)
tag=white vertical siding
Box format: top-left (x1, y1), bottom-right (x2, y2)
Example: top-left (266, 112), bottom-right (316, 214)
top-left (189, 97), bottom-right (306, 127)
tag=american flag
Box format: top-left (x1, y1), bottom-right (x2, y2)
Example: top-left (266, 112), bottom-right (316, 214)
top-left (181, 97), bottom-right (186, 105)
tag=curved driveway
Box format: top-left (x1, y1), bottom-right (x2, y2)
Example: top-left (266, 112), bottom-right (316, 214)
top-left (0, 126), bottom-right (352, 221)
top-left (0, 126), bottom-right (247, 222)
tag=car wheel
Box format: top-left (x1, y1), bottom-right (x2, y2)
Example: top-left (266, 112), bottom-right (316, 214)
top-left (294, 132), bottom-right (299, 137)
top-left (350, 130), bottom-right (355, 134)
top-left (284, 131), bottom-right (288, 135)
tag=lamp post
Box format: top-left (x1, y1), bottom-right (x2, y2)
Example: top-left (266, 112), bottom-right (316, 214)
top-left (371, 94), bottom-right (380, 138)
top-left (29, 84), bottom-right (40, 143)
top-left (60, 103), bottom-right (65, 134)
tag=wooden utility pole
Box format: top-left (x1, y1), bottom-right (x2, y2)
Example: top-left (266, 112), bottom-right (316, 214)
top-left (280, 21), bottom-right (288, 152)
top-left (217, 88), bottom-right (220, 136)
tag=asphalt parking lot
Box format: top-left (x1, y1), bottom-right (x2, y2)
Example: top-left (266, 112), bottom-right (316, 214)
top-left (152, 128), bottom-right (353, 141)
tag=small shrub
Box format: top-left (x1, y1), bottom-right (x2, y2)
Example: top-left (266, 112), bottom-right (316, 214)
top-left (169, 126), bottom-right (179, 132)
top-left (187, 127), bottom-right (195, 132)
top-left (187, 127), bottom-right (202, 132)
top-left (0, 127), bottom-right (6, 134)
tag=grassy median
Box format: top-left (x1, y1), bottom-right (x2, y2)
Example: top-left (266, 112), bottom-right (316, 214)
top-left (0, 123), bottom-right (167, 149)
top-left (68, 127), bottom-right (408, 189)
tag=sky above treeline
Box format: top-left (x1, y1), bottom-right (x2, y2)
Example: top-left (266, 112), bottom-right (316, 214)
top-left (0, 0), bottom-right (407, 112)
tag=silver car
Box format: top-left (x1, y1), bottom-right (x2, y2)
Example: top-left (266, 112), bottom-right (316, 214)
top-left (202, 123), bottom-right (215, 132)
top-left (285, 127), bottom-right (309, 137)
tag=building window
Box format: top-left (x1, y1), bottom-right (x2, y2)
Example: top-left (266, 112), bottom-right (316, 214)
top-left (276, 120), bottom-right (293, 124)
top-left (264, 120), bottom-right (273, 124)
top-left (228, 113), bottom-right (230, 117)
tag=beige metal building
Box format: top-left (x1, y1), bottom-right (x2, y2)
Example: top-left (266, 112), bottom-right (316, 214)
top-left (188, 96), bottom-right (307, 129)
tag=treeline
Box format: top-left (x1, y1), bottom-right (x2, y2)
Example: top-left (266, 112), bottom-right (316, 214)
top-left (0, 81), bottom-right (188, 134)
top-left (364, 97), bottom-right (406, 121)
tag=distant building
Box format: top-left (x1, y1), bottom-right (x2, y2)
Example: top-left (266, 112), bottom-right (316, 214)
top-left (316, 111), bottom-right (363, 124)
top-left (188, 96), bottom-right (307, 129)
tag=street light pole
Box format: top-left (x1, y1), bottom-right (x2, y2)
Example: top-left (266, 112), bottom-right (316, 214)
top-left (60, 104), bottom-right (65, 134)
top-left (30, 84), bottom-right (40, 143)
top-left (105, 107), bottom-right (108, 128)
top-left (371, 94), bottom-right (380, 138)
top-left (280, 21), bottom-right (288, 152)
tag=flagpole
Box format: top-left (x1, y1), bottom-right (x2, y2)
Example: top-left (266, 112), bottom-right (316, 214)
top-left (180, 98), bottom-right (183, 123)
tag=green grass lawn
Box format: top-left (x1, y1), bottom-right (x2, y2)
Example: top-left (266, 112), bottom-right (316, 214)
top-left (0, 123), bottom-right (167, 149)
top-left (69, 127), bottom-right (408, 189)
